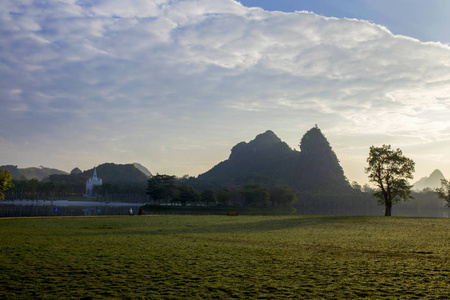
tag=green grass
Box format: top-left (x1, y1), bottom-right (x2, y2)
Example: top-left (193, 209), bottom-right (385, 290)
top-left (1, 215), bottom-right (449, 299)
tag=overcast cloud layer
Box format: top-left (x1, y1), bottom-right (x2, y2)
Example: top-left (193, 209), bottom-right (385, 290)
top-left (1, 0), bottom-right (450, 184)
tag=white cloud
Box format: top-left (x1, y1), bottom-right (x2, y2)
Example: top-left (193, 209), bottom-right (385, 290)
top-left (1, 0), bottom-right (450, 184)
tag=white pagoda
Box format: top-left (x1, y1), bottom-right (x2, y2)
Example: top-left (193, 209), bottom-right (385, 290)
top-left (86, 167), bottom-right (102, 197)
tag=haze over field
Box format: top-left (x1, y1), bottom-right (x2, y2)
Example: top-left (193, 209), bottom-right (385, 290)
top-left (1, 0), bottom-right (450, 185)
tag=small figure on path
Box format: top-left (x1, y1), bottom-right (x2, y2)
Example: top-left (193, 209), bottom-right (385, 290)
top-left (128, 208), bottom-right (134, 216)
top-left (138, 208), bottom-right (144, 215)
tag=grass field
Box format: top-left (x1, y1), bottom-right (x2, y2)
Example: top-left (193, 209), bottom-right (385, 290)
top-left (0, 215), bottom-right (449, 299)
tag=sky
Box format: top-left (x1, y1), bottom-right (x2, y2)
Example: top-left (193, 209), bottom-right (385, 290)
top-left (1, 0), bottom-right (450, 186)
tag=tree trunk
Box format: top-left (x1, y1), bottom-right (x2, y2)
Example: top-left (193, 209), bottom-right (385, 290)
top-left (384, 202), bottom-right (392, 216)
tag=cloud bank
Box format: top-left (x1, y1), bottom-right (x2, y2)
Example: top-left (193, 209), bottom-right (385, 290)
top-left (1, 0), bottom-right (450, 183)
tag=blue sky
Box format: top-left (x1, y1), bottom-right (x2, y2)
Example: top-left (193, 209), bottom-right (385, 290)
top-left (1, 0), bottom-right (450, 186)
top-left (240, 0), bottom-right (450, 44)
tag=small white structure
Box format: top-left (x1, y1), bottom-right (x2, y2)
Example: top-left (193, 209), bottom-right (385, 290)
top-left (86, 167), bottom-right (102, 197)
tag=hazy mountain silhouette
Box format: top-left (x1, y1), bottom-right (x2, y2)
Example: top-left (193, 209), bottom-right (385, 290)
top-left (82, 163), bottom-right (150, 183)
top-left (2, 163), bottom-right (151, 184)
top-left (133, 162), bottom-right (152, 177)
top-left (1, 165), bottom-right (67, 181)
top-left (197, 126), bottom-right (350, 192)
top-left (198, 130), bottom-right (297, 186)
top-left (295, 126), bottom-right (349, 191)
top-left (413, 169), bottom-right (445, 191)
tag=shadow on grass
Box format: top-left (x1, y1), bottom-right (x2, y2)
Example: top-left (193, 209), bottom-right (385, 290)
top-left (63, 215), bottom-right (358, 237)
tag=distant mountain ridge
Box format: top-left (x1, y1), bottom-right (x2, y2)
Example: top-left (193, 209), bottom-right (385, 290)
top-left (0, 165), bottom-right (68, 181)
top-left (413, 169), bottom-right (445, 191)
top-left (2, 163), bottom-right (152, 183)
top-left (196, 126), bottom-right (350, 192)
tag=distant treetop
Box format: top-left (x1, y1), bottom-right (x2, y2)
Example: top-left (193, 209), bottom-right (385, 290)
top-left (70, 167), bottom-right (83, 175)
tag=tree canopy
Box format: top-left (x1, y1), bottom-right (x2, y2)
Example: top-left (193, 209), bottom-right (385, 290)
top-left (269, 185), bottom-right (298, 207)
top-left (146, 174), bottom-right (177, 203)
top-left (434, 179), bottom-right (450, 207)
top-left (240, 184), bottom-right (270, 207)
top-left (365, 145), bottom-right (415, 216)
top-left (177, 184), bottom-right (200, 206)
top-left (0, 168), bottom-right (14, 200)
top-left (200, 189), bottom-right (215, 206)
top-left (217, 188), bottom-right (232, 206)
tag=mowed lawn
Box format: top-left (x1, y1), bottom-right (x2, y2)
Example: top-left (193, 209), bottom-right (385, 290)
top-left (0, 215), bottom-right (449, 299)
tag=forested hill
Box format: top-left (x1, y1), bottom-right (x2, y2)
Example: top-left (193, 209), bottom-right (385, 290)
top-left (47, 163), bottom-right (150, 184)
top-left (197, 130), bottom-right (298, 186)
top-left (1, 165), bottom-right (68, 181)
top-left (82, 163), bottom-right (150, 183)
top-left (296, 126), bottom-right (349, 191)
top-left (195, 127), bottom-right (351, 192)
top-left (2, 163), bottom-right (151, 184)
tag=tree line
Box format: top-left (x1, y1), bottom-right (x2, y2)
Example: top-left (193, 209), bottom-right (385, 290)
top-left (2, 144), bottom-right (450, 216)
top-left (1, 176), bottom-right (148, 202)
top-left (146, 174), bottom-right (297, 208)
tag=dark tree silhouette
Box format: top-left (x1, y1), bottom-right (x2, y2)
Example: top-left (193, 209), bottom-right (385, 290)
top-left (365, 145), bottom-right (415, 216)
top-left (146, 174), bottom-right (177, 203)
top-left (201, 189), bottom-right (215, 206)
top-left (434, 179), bottom-right (450, 207)
top-left (177, 184), bottom-right (200, 206)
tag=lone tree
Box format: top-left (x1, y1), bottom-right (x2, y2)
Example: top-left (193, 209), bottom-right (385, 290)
top-left (434, 179), bottom-right (450, 207)
top-left (0, 168), bottom-right (14, 200)
top-left (365, 145), bottom-right (415, 216)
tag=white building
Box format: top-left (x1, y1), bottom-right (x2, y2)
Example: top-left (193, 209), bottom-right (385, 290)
top-left (86, 167), bottom-right (102, 197)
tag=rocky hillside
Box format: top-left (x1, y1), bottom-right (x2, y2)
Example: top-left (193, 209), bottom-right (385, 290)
top-left (295, 126), bottom-right (349, 191)
top-left (133, 163), bottom-right (152, 177)
top-left (196, 126), bottom-right (351, 192)
top-left (413, 169), bottom-right (445, 191)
